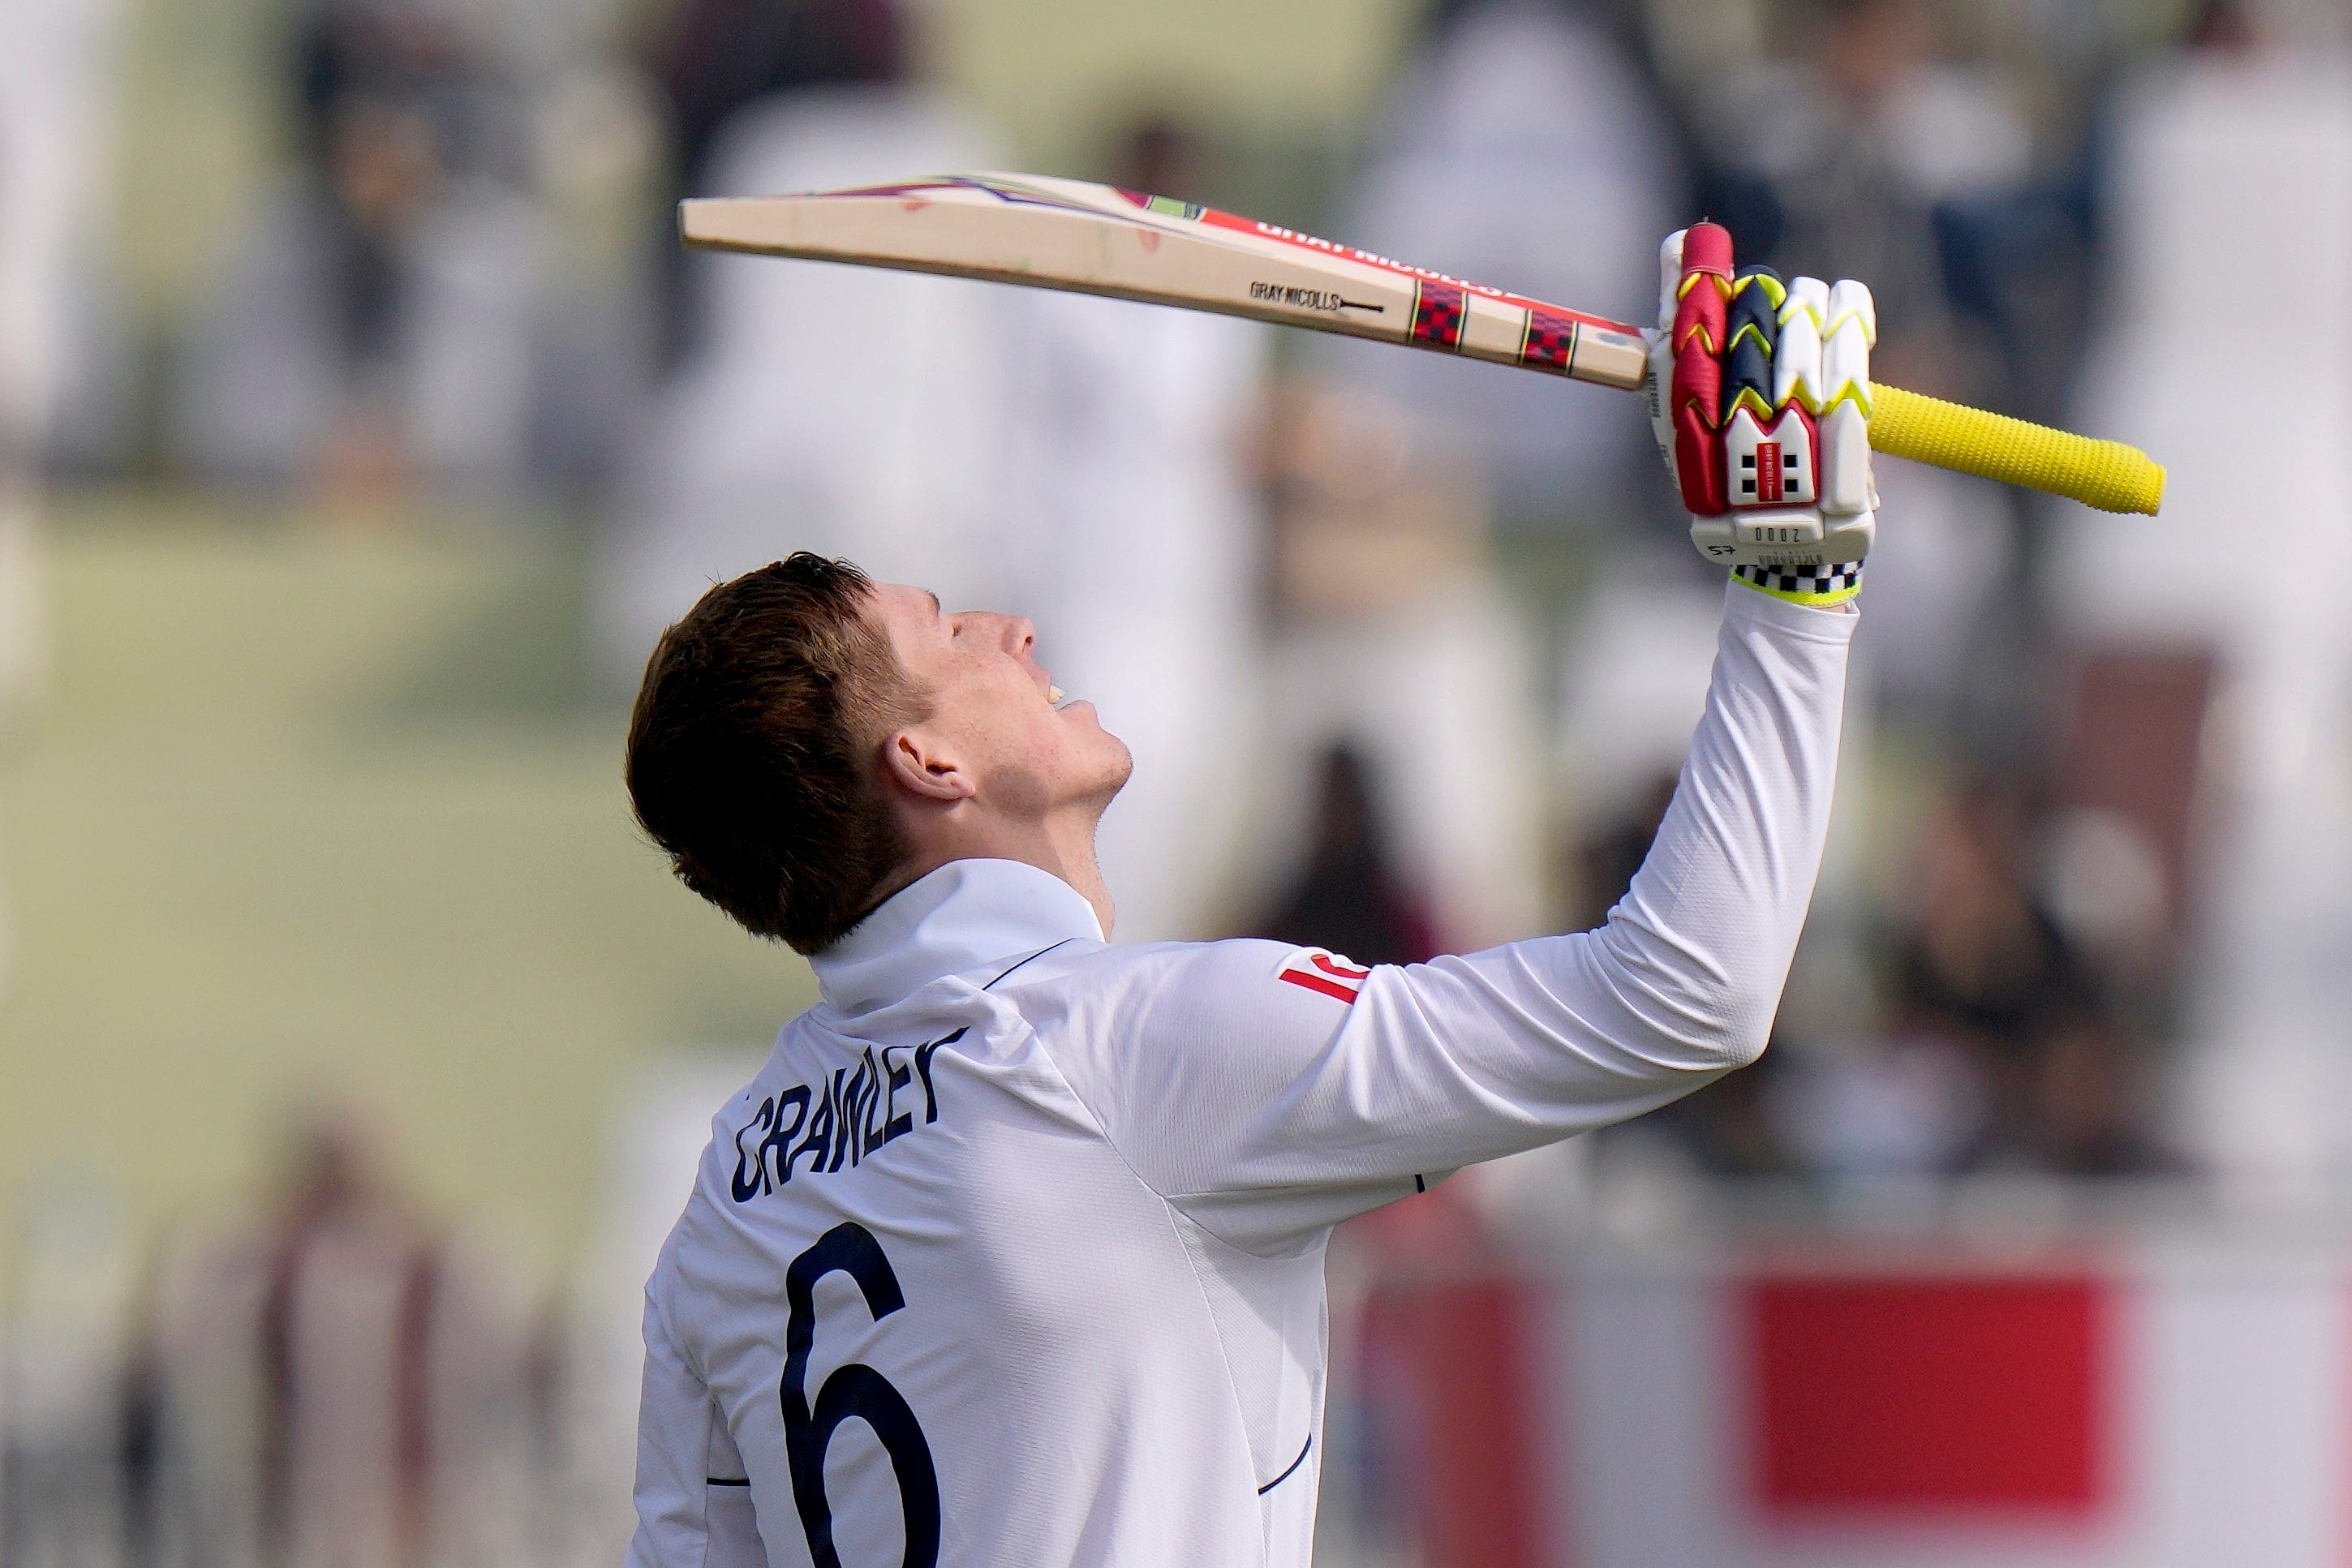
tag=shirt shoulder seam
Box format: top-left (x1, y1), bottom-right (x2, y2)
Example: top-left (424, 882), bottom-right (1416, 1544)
top-left (647, 1243), bottom-right (712, 1388)
top-left (1020, 943), bottom-right (1365, 1261)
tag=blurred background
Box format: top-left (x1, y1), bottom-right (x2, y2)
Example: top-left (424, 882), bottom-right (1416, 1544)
top-left (2, 0), bottom-right (2346, 1561)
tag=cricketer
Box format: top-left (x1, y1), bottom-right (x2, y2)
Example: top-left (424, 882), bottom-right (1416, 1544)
top-left (622, 224), bottom-right (1873, 1567)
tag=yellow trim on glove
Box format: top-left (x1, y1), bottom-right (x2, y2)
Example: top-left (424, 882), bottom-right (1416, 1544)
top-left (1731, 561), bottom-right (1864, 608)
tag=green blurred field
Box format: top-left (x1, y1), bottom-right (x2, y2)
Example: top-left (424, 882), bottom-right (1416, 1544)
top-left (0, 492), bottom-right (812, 1266)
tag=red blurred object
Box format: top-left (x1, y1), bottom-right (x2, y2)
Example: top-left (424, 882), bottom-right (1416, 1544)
top-left (1368, 1267), bottom-right (1549, 1567)
top-left (1352, 1183), bottom-right (1549, 1567)
top-left (1744, 1274), bottom-right (2111, 1516)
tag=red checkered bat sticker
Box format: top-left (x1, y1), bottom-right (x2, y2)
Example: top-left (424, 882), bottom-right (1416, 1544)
top-left (1276, 948), bottom-right (1371, 1004)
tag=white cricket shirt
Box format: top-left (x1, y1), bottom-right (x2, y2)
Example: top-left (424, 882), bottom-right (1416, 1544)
top-left (631, 582), bottom-right (1855, 1568)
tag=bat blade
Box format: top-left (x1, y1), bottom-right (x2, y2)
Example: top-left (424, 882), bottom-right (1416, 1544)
top-left (679, 172), bottom-right (1653, 392)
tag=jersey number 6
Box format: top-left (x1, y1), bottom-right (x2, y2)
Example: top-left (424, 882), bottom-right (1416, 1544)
top-left (782, 1222), bottom-right (943, 1568)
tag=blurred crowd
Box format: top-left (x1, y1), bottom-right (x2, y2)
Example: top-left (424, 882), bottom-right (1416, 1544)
top-left (6, 0), bottom-right (2352, 1559)
top-left (3, 1106), bottom-right (636, 1567)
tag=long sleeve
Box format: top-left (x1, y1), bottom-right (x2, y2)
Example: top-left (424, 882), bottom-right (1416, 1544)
top-left (627, 1291), bottom-right (765, 1568)
top-left (1026, 582), bottom-right (1855, 1252)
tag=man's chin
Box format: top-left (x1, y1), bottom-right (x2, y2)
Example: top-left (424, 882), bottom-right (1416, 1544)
top-left (1096, 730), bottom-right (1135, 799)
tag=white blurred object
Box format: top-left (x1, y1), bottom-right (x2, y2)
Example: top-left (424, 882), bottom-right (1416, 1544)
top-left (1315, 0), bottom-right (1678, 524)
top-left (1250, 379), bottom-right (1547, 950)
top-left (561, 1055), bottom-right (763, 1568)
top-left (1707, 58), bottom-right (2032, 204)
top-left (596, 88), bottom-right (1015, 685)
top-left (995, 288), bottom-right (1269, 942)
top-left (0, 0), bottom-right (124, 720)
top-left (2042, 805), bottom-right (2170, 964)
top-left (0, 0), bottom-right (123, 455)
top-left (2247, 0), bottom-right (2352, 48)
top-left (2057, 54), bottom-right (2352, 1192)
top-left (1553, 572), bottom-right (1721, 825)
top-left (175, 175), bottom-right (548, 491)
top-left (1845, 462), bottom-right (2010, 714)
top-left (3, 1177), bottom-right (135, 1568)
top-left (1770, 1034), bottom-right (1988, 1179)
top-left (1262, 575), bottom-right (1547, 951)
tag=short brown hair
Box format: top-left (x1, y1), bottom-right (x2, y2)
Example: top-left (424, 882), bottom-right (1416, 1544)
top-left (626, 553), bottom-right (927, 953)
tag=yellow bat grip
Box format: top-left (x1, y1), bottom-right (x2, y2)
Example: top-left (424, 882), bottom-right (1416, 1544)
top-left (1868, 384), bottom-right (2165, 515)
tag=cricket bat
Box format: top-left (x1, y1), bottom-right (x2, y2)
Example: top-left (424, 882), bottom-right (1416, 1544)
top-left (681, 173), bottom-right (2163, 516)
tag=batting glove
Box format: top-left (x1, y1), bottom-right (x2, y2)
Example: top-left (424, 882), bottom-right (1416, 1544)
top-left (1645, 222), bottom-right (1876, 608)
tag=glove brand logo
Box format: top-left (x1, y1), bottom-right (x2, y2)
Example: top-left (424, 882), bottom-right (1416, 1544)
top-left (1278, 949), bottom-right (1370, 1004)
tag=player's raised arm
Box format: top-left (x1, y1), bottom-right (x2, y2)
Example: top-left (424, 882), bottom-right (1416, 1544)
top-left (1021, 228), bottom-right (1872, 1252)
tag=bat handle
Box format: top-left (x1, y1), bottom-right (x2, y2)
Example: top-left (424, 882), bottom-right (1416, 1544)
top-left (1867, 384), bottom-right (2165, 516)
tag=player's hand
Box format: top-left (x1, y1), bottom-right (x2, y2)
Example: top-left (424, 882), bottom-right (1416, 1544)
top-left (1645, 222), bottom-right (1876, 608)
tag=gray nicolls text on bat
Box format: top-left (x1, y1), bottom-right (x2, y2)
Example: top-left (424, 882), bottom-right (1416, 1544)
top-left (1249, 281), bottom-right (1381, 314)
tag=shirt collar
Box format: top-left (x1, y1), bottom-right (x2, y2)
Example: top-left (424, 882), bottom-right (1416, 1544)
top-left (811, 858), bottom-right (1103, 1014)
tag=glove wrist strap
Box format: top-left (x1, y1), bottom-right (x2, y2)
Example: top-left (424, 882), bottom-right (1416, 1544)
top-left (1731, 560), bottom-right (1864, 608)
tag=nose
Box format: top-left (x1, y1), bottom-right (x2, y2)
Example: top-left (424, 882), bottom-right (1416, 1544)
top-left (954, 610), bottom-right (1038, 660)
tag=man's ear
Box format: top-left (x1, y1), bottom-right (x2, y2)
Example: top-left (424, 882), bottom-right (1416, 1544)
top-left (880, 726), bottom-right (976, 804)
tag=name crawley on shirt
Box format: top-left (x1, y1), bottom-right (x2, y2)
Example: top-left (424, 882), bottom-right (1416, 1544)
top-left (727, 945), bottom-right (1366, 1200)
top-left (730, 1029), bottom-right (961, 1199)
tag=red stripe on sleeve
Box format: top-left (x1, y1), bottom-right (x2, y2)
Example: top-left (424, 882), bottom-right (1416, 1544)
top-left (1279, 969), bottom-right (1362, 1004)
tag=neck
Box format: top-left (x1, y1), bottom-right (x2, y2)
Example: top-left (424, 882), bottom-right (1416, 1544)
top-left (896, 806), bottom-right (1115, 938)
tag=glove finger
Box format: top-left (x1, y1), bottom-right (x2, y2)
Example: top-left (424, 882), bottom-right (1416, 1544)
top-left (1674, 337), bottom-right (1722, 425)
top-left (1780, 275), bottom-right (1830, 332)
top-left (1820, 311), bottom-right (1873, 415)
top-left (1722, 268), bottom-right (1769, 359)
top-left (1721, 265), bottom-right (1781, 424)
top-left (1722, 334), bottom-right (1774, 426)
top-left (1669, 227), bottom-right (1728, 427)
top-left (1773, 277), bottom-right (1825, 411)
top-left (1731, 265), bottom-right (1787, 322)
top-left (1675, 403), bottom-right (1728, 515)
top-left (1819, 400), bottom-right (1873, 516)
top-left (1825, 278), bottom-right (1877, 347)
top-left (1680, 221), bottom-right (1735, 288)
top-left (1670, 222), bottom-right (1735, 517)
top-left (1657, 230), bottom-right (1688, 332)
top-left (1818, 279), bottom-right (1875, 516)
top-left (1672, 273), bottom-right (1726, 357)
top-left (1671, 222), bottom-right (1732, 354)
